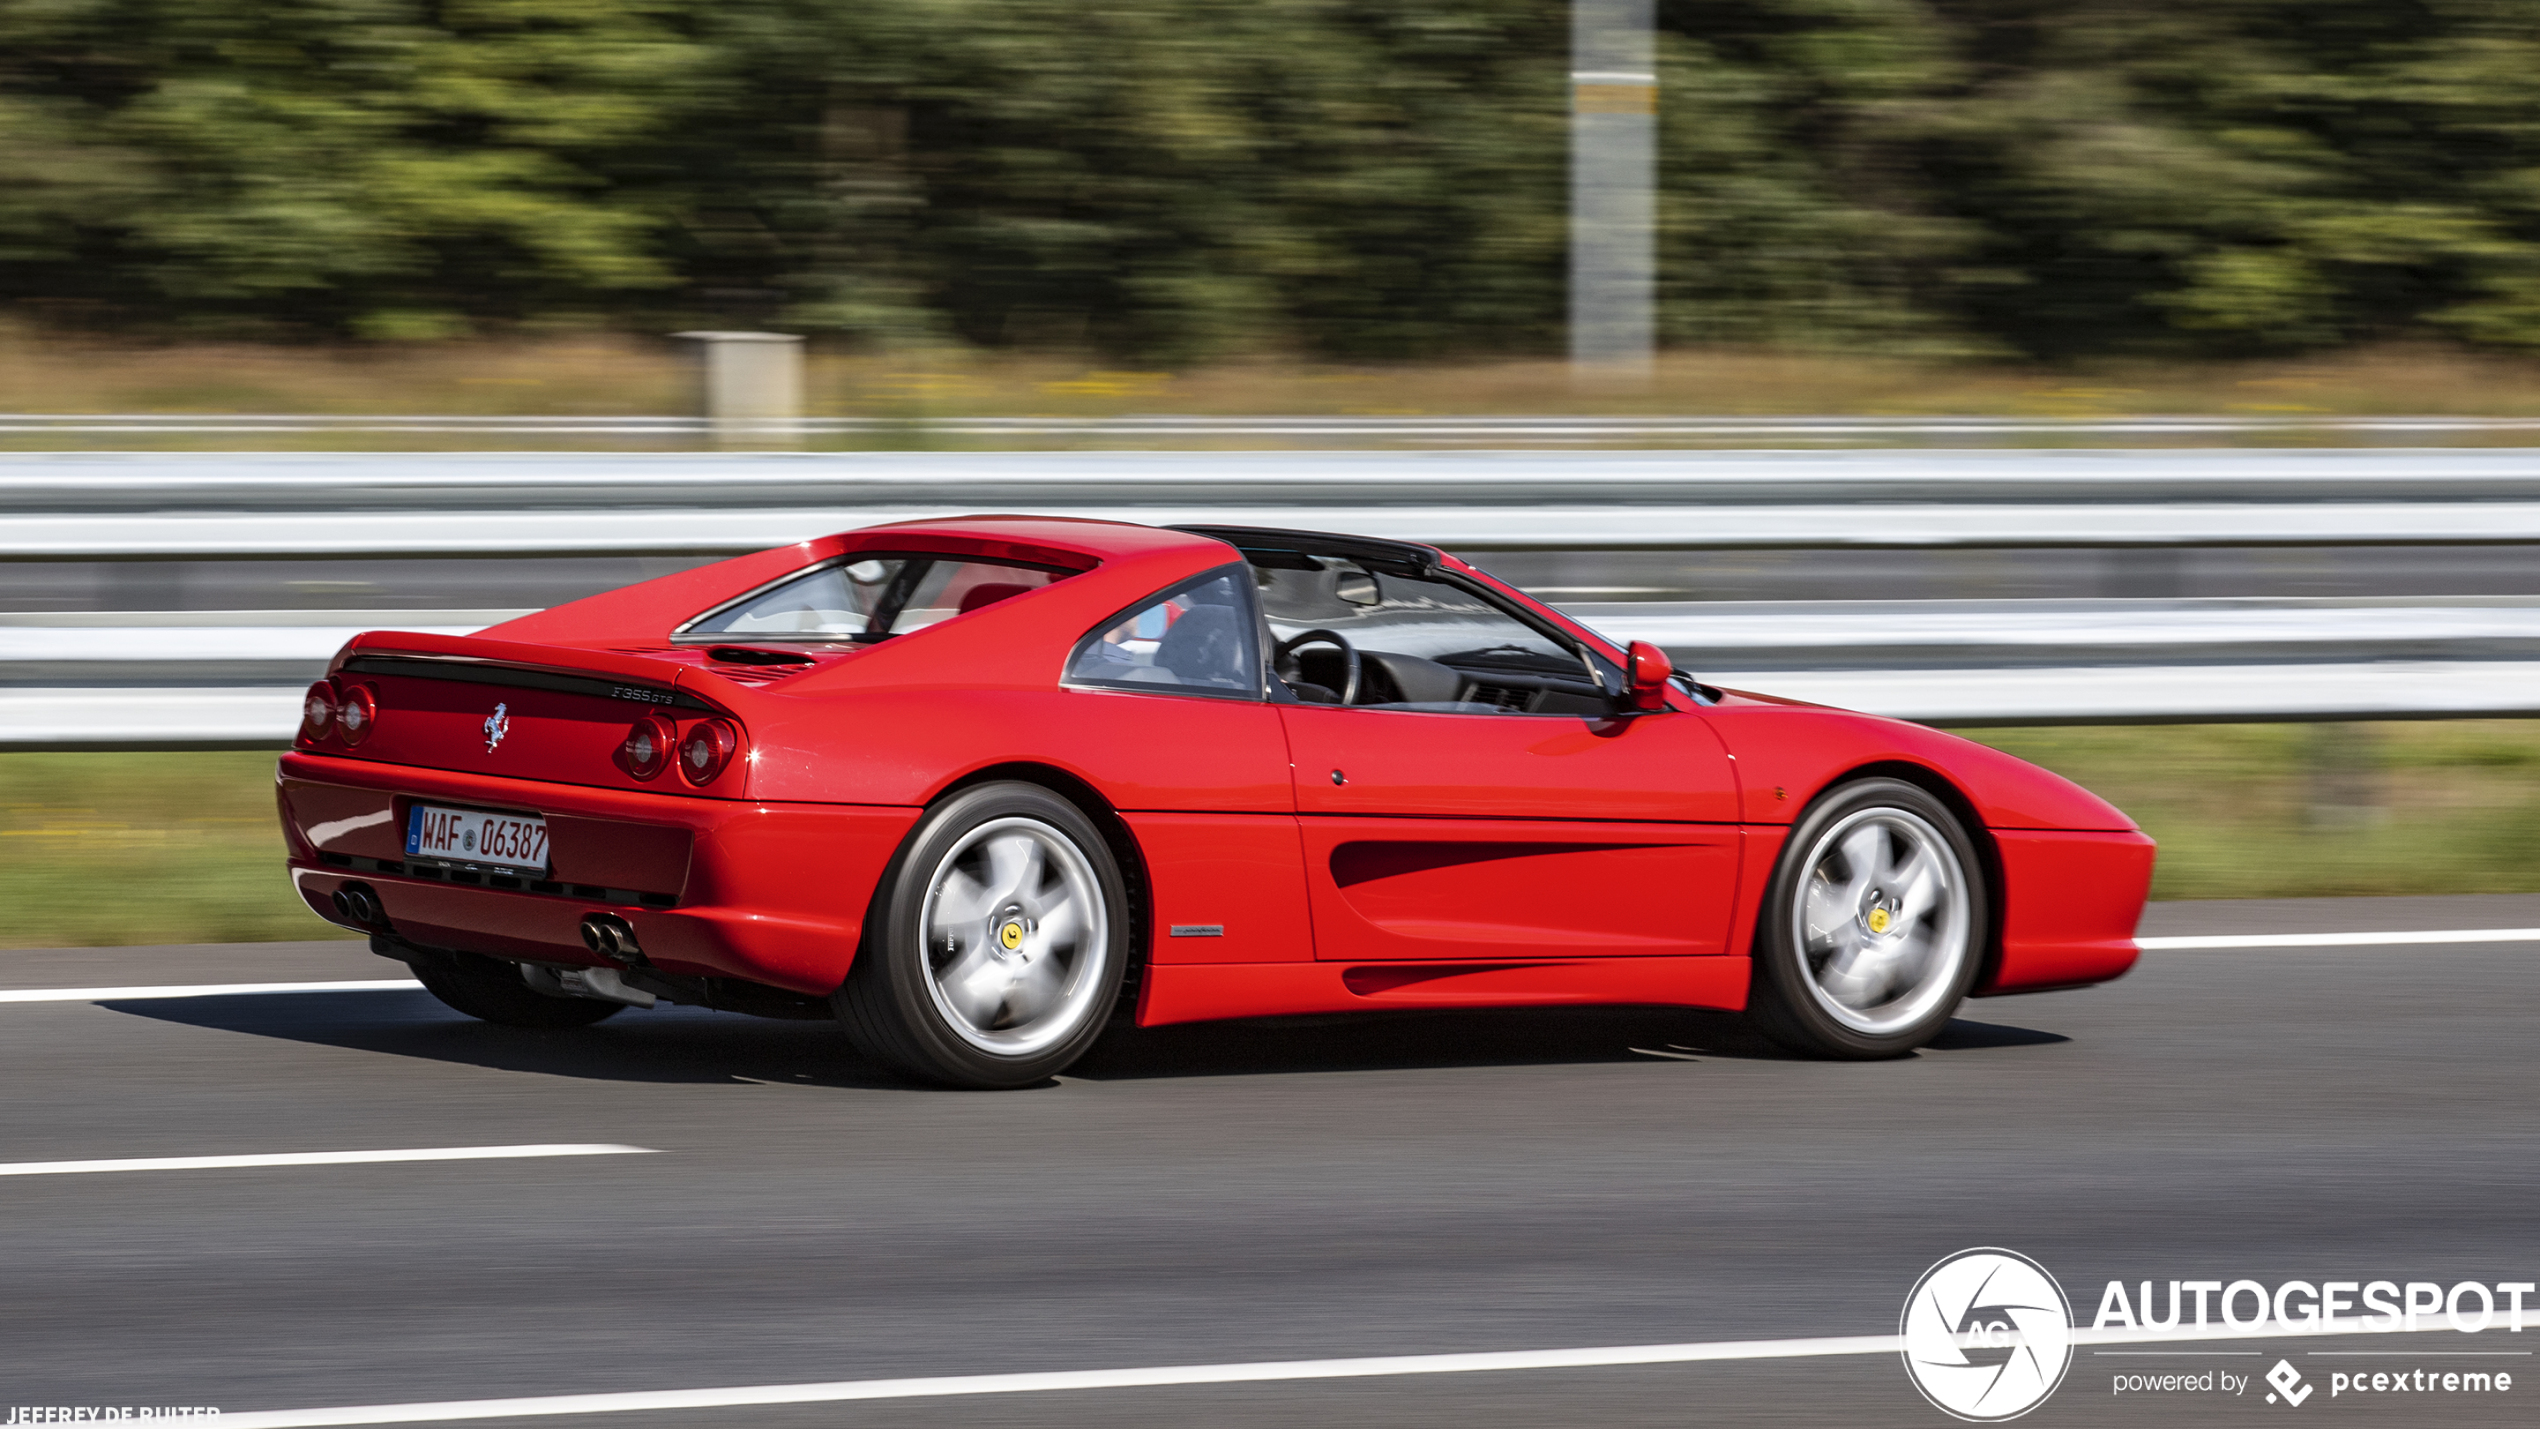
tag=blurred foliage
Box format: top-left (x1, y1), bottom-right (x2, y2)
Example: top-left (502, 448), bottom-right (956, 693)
top-left (5, 0), bottom-right (2540, 358)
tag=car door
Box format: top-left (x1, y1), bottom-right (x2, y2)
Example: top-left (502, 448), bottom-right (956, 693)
top-left (1056, 564), bottom-right (1316, 968)
top-left (1262, 556), bottom-right (1743, 963)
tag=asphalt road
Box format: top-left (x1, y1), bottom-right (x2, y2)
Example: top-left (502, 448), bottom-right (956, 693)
top-left (3, 895), bottom-right (2538, 1428)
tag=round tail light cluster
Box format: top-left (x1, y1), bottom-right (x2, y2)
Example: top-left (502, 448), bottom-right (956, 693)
top-left (336, 684), bottom-right (376, 744)
top-left (679, 718), bottom-right (740, 786)
top-left (617, 713), bottom-right (741, 787)
top-left (299, 678), bottom-right (377, 747)
top-left (617, 712), bottom-right (678, 780)
top-left (301, 682), bottom-right (336, 739)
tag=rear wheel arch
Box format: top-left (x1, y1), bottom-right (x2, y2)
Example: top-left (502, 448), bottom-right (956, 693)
top-left (1777, 760), bottom-right (2007, 997)
top-left (906, 762), bottom-right (1152, 994)
top-left (839, 777), bottom-right (1135, 1086)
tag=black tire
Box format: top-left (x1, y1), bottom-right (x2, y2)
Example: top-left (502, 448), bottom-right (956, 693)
top-left (407, 947), bottom-right (624, 1029)
top-left (839, 782), bottom-right (1130, 1088)
top-left (1748, 778), bottom-right (1988, 1059)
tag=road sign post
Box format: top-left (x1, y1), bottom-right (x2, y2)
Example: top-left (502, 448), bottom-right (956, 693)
top-left (1570, 0), bottom-right (1656, 383)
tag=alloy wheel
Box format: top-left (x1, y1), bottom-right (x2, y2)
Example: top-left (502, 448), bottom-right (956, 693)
top-left (918, 816), bottom-right (1111, 1056)
top-left (1791, 806), bottom-right (1973, 1037)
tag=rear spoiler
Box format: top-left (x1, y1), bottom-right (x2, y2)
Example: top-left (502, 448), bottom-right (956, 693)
top-left (332, 633), bottom-right (724, 712)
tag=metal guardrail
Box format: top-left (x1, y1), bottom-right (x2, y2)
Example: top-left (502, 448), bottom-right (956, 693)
top-left (11, 448), bottom-right (2540, 558)
top-left (12, 599), bottom-right (2540, 744)
top-left (12, 447), bottom-right (2540, 740)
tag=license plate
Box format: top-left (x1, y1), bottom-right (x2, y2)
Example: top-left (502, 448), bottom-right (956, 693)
top-left (405, 804), bottom-right (550, 876)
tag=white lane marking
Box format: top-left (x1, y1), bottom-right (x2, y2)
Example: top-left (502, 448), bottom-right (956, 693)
top-left (210, 1321), bottom-right (2481, 1428)
top-left (0, 978), bottom-right (421, 1004)
top-left (209, 1337), bottom-right (1900, 1429)
top-left (2138, 926), bottom-right (2540, 950)
top-left (0, 1145), bottom-right (653, 1178)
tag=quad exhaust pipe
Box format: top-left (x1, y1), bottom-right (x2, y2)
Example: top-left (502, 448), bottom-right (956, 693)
top-left (579, 913), bottom-right (642, 963)
top-left (331, 882), bottom-right (383, 927)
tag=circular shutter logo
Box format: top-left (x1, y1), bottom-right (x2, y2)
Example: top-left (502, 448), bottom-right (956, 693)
top-left (1900, 1248), bottom-right (2073, 1421)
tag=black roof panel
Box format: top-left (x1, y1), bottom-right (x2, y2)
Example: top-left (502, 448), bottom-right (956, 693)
top-left (1170, 524), bottom-right (1440, 571)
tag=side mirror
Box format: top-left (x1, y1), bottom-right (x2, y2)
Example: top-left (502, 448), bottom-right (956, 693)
top-left (1626, 640), bottom-right (1674, 713)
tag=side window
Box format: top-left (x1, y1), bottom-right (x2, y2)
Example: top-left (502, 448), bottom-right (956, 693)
top-left (684, 554), bottom-right (1059, 643)
top-left (891, 561), bottom-right (1059, 634)
top-left (689, 559), bottom-right (899, 639)
top-left (1255, 557), bottom-right (1612, 714)
top-left (1064, 568), bottom-right (1261, 698)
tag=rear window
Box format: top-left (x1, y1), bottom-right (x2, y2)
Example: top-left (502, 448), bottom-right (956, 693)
top-left (681, 555), bottom-right (1061, 643)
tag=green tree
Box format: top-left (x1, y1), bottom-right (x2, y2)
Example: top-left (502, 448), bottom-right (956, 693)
top-left (0, 0), bottom-right (707, 335)
top-left (11, 0), bottom-right (2540, 357)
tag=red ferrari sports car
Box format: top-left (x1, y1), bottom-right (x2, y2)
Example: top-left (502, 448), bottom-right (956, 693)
top-left (278, 517), bottom-right (2152, 1087)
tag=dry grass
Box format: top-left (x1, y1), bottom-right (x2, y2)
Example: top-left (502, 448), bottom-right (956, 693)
top-left (0, 332), bottom-right (692, 419)
top-left (5, 331), bottom-right (2540, 445)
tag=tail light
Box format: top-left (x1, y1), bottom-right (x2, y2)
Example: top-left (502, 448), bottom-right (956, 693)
top-left (618, 712), bottom-right (677, 780)
top-left (678, 717), bottom-right (740, 786)
top-left (300, 681), bottom-right (337, 742)
top-left (336, 684), bottom-right (377, 745)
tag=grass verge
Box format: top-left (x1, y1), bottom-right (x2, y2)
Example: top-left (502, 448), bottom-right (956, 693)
top-left (1965, 721), bottom-right (2540, 901)
top-left (4, 335), bottom-right (2540, 438)
top-left (0, 750), bottom-right (348, 949)
top-left (4, 723), bottom-right (2536, 948)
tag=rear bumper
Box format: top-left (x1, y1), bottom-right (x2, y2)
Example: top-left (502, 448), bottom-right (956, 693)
top-left (279, 752), bottom-right (918, 995)
top-left (1979, 827), bottom-right (2157, 994)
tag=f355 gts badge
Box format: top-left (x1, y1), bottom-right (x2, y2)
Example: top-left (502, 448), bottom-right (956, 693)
top-left (483, 702), bottom-right (510, 752)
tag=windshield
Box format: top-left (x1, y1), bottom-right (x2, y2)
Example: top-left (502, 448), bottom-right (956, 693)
top-left (683, 554), bottom-right (1062, 642)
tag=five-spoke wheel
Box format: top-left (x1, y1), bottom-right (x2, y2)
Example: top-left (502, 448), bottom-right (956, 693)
top-left (1749, 778), bottom-right (1986, 1058)
top-left (840, 782), bottom-right (1130, 1087)
top-left (918, 815), bottom-right (1111, 1058)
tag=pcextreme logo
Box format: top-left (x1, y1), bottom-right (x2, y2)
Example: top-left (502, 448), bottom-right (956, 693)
top-left (2265, 1359), bottom-right (2314, 1406)
top-left (1902, 1248), bottom-right (2076, 1421)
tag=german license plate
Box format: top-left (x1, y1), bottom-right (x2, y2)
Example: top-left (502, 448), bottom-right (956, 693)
top-left (405, 804), bottom-right (550, 876)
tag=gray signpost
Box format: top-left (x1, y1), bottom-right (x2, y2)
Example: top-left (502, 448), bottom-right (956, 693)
top-left (1569, 0), bottom-right (1656, 380)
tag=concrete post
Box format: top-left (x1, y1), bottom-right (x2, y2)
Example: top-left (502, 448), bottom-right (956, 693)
top-left (1570, 0), bottom-right (1656, 383)
top-left (2304, 722), bottom-right (2386, 830)
top-left (674, 331), bottom-right (805, 448)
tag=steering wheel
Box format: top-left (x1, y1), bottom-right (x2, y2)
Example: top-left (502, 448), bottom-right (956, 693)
top-left (1276, 628), bottom-right (1362, 706)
